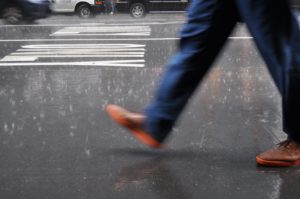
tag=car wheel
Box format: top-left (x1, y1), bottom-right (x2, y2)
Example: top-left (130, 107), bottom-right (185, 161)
top-left (2, 7), bottom-right (23, 24)
top-left (130, 3), bottom-right (146, 18)
top-left (76, 4), bottom-right (93, 18)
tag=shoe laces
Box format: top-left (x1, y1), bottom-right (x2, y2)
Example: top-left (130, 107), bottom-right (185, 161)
top-left (277, 139), bottom-right (292, 150)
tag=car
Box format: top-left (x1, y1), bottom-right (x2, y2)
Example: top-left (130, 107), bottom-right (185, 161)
top-left (50, 0), bottom-right (105, 18)
top-left (0, 0), bottom-right (51, 24)
top-left (115, 0), bottom-right (190, 18)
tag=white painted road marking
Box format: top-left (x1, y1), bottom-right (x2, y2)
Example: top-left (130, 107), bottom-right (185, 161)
top-left (1, 24), bottom-right (151, 67)
top-left (0, 37), bottom-right (253, 42)
top-left (17, 44), bottom-right (146, 49)
top-left (51, 26), bottom-right (151, 37)
top-left (0, 44), bottom-right (146, 67)
top-left (0, 21), bottom-right (184, 27)
top-left (0, 60), bottom-right (145, 67)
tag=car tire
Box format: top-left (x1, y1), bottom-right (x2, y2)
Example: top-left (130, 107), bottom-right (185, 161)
top-left (2, 7), bottom-right (23, 24)
top-left (130, 3), bottom-right (146, 18)
top-left (76, 4), bottom-right (93, 18)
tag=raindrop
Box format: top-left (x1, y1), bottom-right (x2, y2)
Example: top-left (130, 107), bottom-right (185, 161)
top-left (69, 105), bottom-right (73, 112)
top-left (4, 123), bottom-right (8, 132)
top-left (40, 112), bottom-right (45, 119)
top-left (85, 149), bottom-right (91, 157)
top-left (11, 123), bottom-right (15, 129)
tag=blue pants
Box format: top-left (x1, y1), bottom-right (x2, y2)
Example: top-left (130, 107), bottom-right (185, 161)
top-left (145, 0), bottom-right (300, 143)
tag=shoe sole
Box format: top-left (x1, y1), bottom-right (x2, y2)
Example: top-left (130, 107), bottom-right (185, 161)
top-left (105, 105), bottom-right (163, 149)
top-left (256, 156), bottom-right (300, 167)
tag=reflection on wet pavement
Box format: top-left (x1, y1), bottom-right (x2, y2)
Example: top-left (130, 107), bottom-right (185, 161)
top-left (114, 157), bottom-right (190, 199)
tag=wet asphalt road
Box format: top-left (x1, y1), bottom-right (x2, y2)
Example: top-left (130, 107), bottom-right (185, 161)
top-left (0, 14), bottom-right (300, 199)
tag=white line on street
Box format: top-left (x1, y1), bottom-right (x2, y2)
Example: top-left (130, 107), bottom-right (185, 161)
top-left (2, 55), bottom-right (145, 62)
top-left (0, 21), bottom-right (184, 28)
top-left (79, 22), bottom-right (182, 26)
top-left (228, 36), bottom-right (253, 39)
top-left (12, 52), bottom-right (145, 55)
top-left (17, 48), bottom-right (145, 51)
top-left (51, 26), bottom-right (151, 37)
top-left (19, 44), bottom-right (146, 48)
top-left (0, 38), bottom-right (177, 42)
top-left (0, 60), bottom-right (145, 67)
top-left (1, 44), bottom-right (145, 61)
top-left (0, 43), bottom-right (146, 67)
top-left (0, 37), bottom-right (252, 42)
top-left (55, 26), bottom-right (151, 31)
top-left (52, 33), bottom-right (152, 36)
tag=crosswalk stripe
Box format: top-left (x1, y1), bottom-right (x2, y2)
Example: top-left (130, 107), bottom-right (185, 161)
top-left (51, 26), bottom-right (151, 37)
top-left (0, 60), bottom-right (145, 67)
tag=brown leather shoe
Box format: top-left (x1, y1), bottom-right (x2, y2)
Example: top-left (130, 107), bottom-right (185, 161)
top-left (105, 104), bottom-right (163, 149)
top-left (256, 139), bottom-right (300, 167)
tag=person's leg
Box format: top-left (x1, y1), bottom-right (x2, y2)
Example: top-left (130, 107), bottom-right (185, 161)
top-left (105, 0), bottom-right (110, 14)
top-left (236, 0), bottom-right (300, 166)
top-left (111, 0), bottom-right (115, 14)
top-left (145, 0), bottom-right (239, 142)
top-left (236, 0), bottom-right (300, 143)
